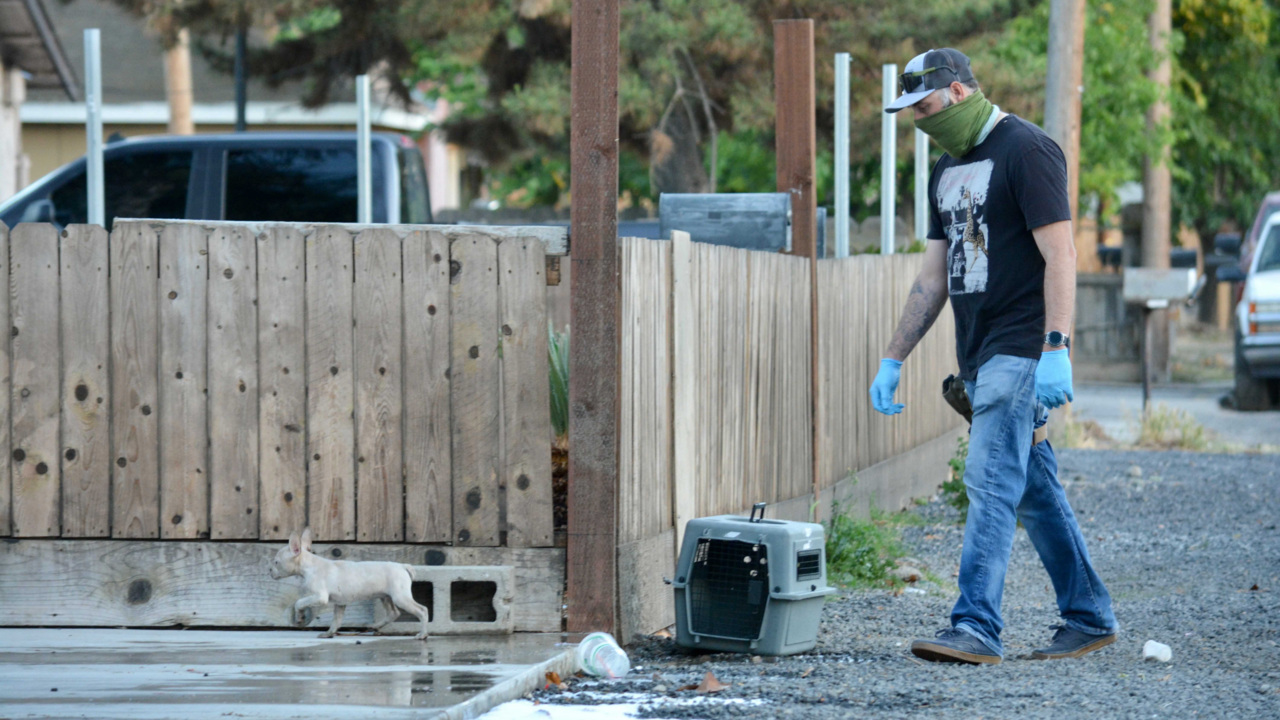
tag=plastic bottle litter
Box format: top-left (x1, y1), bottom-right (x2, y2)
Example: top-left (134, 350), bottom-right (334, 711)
top-left (575, 632), bottom-right (631, 679)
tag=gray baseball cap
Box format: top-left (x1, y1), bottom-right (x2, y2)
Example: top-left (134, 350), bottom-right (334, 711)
top-left (884, 48), bottom-right (976, 113)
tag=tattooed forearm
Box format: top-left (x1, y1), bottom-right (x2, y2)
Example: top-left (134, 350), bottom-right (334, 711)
top-left (886, 278), bottom-right (948, 361)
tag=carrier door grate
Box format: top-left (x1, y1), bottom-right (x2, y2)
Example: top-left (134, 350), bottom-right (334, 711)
top-left (688, 538), bottom-right (769, 640)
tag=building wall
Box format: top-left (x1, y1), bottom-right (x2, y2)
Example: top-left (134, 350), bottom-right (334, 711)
top-left (423, 99), bottom-right (463, 213)
top-left (1, 64), bottom-right (29, 203)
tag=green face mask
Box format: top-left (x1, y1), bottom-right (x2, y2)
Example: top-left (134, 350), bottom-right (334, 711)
top-left (914, 89), bottom-right (995, 158)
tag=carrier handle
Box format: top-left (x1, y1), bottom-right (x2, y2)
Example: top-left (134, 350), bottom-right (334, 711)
top-left (749, 502), bottom-right (767, 522)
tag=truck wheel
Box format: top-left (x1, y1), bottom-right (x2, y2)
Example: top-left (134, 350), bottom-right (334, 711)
top-left (1233, 332), bottom-right (1271, 411)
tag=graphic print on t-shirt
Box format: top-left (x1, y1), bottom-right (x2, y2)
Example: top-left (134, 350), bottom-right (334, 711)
top-left (936, 159), bottom-right (994, 295)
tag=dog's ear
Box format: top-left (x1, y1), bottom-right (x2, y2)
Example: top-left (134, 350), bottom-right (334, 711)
top-left (300, 527), bottom-right (313, 552)
top-left (289, 532), bottom-right (301, 555)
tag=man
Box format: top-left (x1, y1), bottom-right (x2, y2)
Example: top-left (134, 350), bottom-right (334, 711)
top-left (870, 48), bottom-right (1118, 664)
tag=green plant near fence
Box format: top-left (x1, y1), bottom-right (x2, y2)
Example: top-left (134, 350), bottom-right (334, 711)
top-left (824, 505), bottom-right (905, 590)
top-left (549, 323), bottom-right (569, 439)
top-left (941, 435), bottom-right (970, 515)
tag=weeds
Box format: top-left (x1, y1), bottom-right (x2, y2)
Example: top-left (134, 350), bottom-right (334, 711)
top-left (1134, 403), bottom-right (1210, 451)
top-left (549, 324), bottom-right (570, 530)
top-left (824, 509), bottom-right (905, 589)
top-left (548, 323), bottom-right (569, 439)
top-left (941, 435), bottom-right (969, 514)
top-left (873, 507), bottom-right (926, 526)
top-left (1049, 407), bottom-right (1114, 449)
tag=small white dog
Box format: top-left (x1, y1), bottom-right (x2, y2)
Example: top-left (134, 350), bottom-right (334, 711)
top-left (269, 528), bottom-right (430, 640)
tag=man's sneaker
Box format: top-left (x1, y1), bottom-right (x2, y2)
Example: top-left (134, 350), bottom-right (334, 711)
top-left (910, 628), bottom-right (1002, 665)
top-left (1030, 624), bottom-right (1116, 660)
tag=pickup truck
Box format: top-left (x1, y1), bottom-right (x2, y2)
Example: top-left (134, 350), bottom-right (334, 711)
top-left (0, 131), bottom-right (432, 230)
top-left (1220, 208), bottom-right (1280, 410)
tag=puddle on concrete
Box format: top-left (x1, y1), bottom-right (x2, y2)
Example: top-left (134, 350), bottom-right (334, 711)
top-left (0, 629), bottom-right (566, 719)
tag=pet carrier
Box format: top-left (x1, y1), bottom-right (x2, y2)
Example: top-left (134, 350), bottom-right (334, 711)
top-left (671, 503), bottom-right (835, 655)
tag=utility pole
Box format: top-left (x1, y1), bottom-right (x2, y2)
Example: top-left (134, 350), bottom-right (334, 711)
top-left (1044, 0), bottom-right (1090, 270)
top-left (1142, 0), bottom-right (1173, 383)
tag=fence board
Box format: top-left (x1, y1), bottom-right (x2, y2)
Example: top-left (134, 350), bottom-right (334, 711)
top-left (306, 227), bottom-right (356, 541)
top-left (10, 223), bottom-right (60, 537)
top-left (208, 226), bottom-right (259, 539)
top-left (354, 229), bottom-right (404, 542)
top-left (450, 234), bottom-right (500, 547)
top-left (499, 237), bottom-right (553, 548)
top-left (0, 224), bottom-right (8, 536)
top-left (671, 232), bottom-right (695, 549)
top-left (110, 223), bottom-right (160, 538)
top-left (788, 254), bottom-right (814, 501)
top-left (59, 225), bottom-right (109, 537)
top-left (618, 238), bottom-right (673, 545)
top-left (403, 230), bottom-right (451, 542)
top-left (618, 240), bottom-right (634, 544)
top-left (258, 226), bottom-right (307, 540)
top-left (158, 223), bottom-right (208, 539)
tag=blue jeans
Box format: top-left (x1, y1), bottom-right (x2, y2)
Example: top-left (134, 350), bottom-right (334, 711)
top-left (952, 354), bottom-right (1117, 656)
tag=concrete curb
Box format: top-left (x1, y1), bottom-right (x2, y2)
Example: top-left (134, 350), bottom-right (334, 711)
top-left (437, 643), bottom-right (578, 720)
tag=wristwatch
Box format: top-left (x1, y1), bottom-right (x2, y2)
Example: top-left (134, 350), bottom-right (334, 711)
top-left (1043, 330), bottom-right (1070, 349)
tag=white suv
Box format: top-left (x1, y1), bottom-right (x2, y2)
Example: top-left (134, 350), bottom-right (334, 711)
top-left (1223, 209), bottom-right (1280, 410)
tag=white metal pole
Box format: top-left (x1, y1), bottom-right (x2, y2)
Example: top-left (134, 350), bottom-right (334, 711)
top-left (356, 75), bottom-right (372, 224)
top-left (915, 129), bottom-right (929, 240)
top-left (880, 63), bottom-right (897, 255)
top-left (834, 53), bottom-right (850, 258)
top-left (84, 29), bottom-right (104, 227)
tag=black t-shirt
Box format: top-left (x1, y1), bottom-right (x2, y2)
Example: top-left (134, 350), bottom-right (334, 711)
top-left (927, 115), bottom-right (1071, 381)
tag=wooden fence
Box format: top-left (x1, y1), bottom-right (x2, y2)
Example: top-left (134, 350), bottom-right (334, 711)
top-left (617, 234), bottom-right (964, 640)
top-left (816, 254), bottom-right (961, 486)
top-left (0, 220), bottom-right (553, 548)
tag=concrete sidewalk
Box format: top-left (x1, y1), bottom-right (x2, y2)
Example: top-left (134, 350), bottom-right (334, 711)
top-left (0, 628), bottom-right (574, 720)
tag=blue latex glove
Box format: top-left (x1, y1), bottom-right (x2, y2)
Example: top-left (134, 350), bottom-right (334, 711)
top-left (1035, 348), bottom-right (1074, 409)
top-left (870, 358), bottom-right (905, 415)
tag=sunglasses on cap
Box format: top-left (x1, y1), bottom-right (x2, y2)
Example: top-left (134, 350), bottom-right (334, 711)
top-left (898, 66), bottom-right (957, 95)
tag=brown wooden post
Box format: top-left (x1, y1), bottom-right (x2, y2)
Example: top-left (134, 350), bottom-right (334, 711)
top-left (774, 20), bottom-right (822, 508)
top-left (775, 20), bottom-right (818, 259)
top-left (568, 0), bottom-right (620, 634)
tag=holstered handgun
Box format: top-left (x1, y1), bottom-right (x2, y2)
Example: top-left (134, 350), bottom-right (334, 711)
top-left (941, 374), bottom-right (973, 424)
top-left (942, 373), bottom-right (1047, 445)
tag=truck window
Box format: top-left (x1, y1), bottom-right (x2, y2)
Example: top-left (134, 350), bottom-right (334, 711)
top-left (1259, 226), bottom-right (1280, 273)
top-left (48, 151), bottom-right (193, 230)
top-left (224, 147), bottom-right (366, 223)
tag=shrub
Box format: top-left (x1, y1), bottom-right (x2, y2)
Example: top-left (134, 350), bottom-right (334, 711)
top-left (824, 507), bottom-right (906, 589)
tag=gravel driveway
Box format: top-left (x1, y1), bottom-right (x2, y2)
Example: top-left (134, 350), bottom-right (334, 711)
top-left (536, 449), bottom-right (1280, 719)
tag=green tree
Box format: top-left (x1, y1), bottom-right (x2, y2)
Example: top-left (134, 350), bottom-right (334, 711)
top-left (405, 0), bottom-right (1043, 205)
top-left (1171, 0), bottom-right (1280, 238)
top-left (996, 0), bottom-right (1167, 218)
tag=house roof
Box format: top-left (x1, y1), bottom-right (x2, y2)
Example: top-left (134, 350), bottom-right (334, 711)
top-left (0, 0), bottom-right (79, 99)
top-left (25, 0), bottom-right (325, 105)
top-left (19, 0), bottom-right (430, 132)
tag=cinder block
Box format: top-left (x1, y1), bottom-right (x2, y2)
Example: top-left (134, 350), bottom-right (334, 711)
top-left (372, 565), bottom-right (515, 636)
